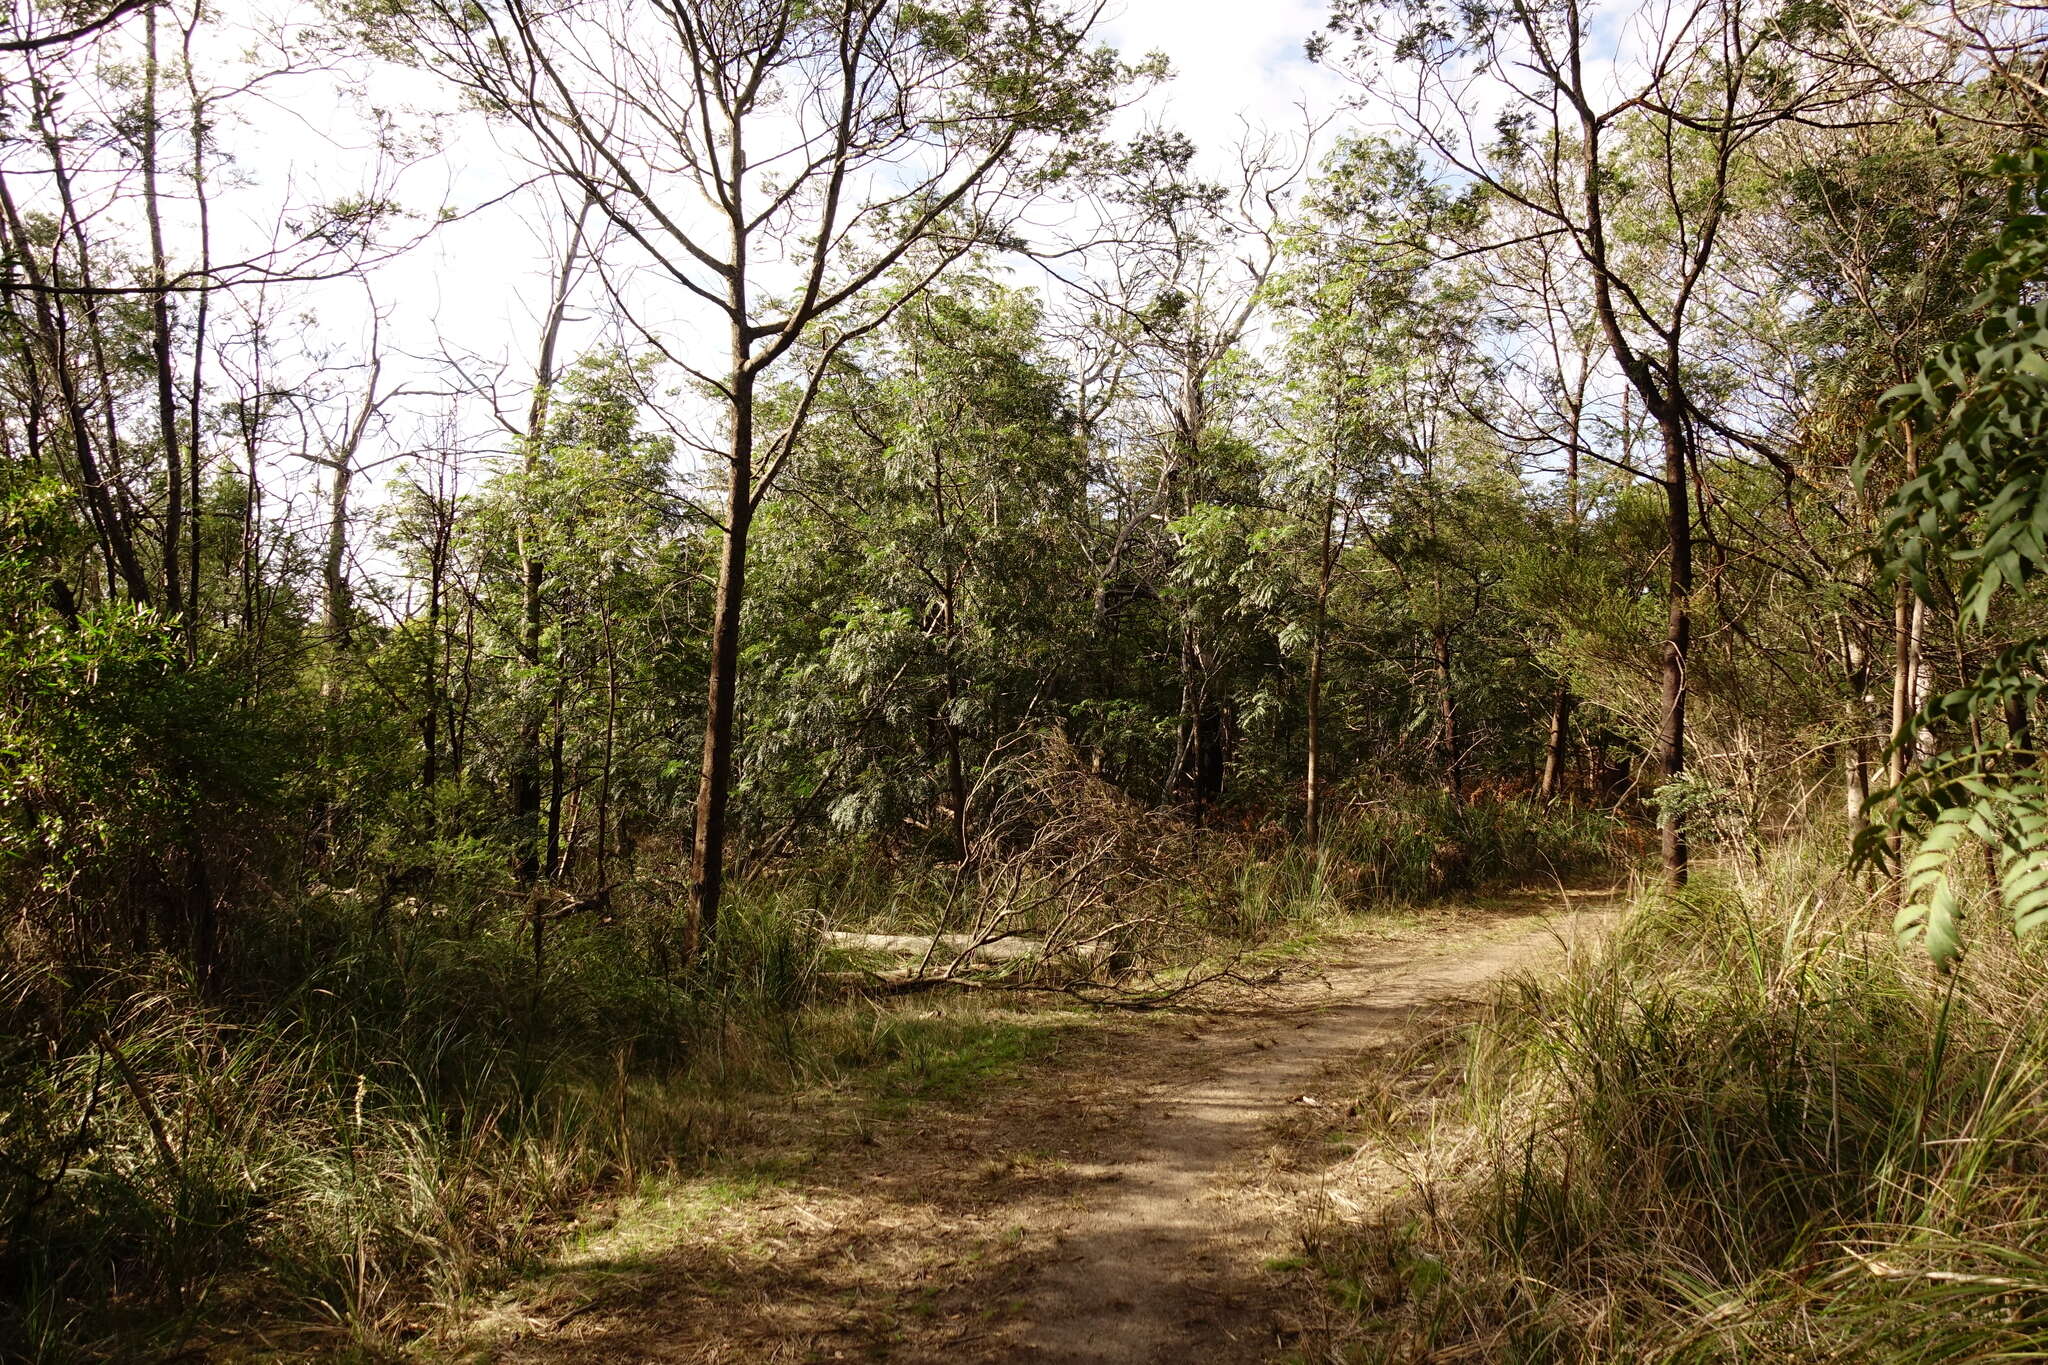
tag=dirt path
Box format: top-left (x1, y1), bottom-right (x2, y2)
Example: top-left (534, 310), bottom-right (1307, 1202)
top-left (463, 888), bottom-right (1617, 1364)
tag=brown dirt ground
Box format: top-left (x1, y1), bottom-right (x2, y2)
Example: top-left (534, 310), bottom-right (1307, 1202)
top-left (447, 886), bottom-right (1620, 1364)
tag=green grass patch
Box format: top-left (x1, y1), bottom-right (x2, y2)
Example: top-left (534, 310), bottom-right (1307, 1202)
top-left (852, 1009), bottom-right (1080, 1115)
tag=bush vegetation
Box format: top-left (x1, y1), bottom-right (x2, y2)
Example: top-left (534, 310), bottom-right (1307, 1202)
top-left (1305, 843), bottom-right (2048, 1362)
top-left (0, 784), bottom-right (1607, 1360)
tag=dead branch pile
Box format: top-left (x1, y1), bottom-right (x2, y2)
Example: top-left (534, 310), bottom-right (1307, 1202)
top-left (823, 732), bottom-right (1259, 1001)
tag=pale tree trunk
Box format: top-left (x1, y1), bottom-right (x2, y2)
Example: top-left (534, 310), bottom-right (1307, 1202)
top-left (181, 10), bottom-right (210, 656)
top-left (1889, 586), bottom-right (1926, 789)
top-left (141, 6), bottom-right (184, 626)
top-left (1304, 481), bottom-right (1337, 844)
top-left (514, 199), bottom-right (592, 885)
top-left (1842, 622), bottom-right (1871, 823)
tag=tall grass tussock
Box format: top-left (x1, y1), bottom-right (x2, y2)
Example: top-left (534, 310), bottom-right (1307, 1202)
top-left (1307, 839), bottom-right (2048, 1363)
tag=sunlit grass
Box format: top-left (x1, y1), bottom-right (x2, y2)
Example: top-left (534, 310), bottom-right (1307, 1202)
top-left (1303, 839), bottom-right (2048, 1362)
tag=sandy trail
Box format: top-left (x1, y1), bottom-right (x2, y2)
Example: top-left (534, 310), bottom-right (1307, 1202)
top-left (470, 889), bottom-right (1616, 1364)
top-left (1020, 894), bottom-right (1615, 1363)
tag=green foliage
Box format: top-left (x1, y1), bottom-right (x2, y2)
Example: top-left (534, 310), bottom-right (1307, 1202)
top-left (0, 476), bottom-right (281, 954)
top-left (1861, 148), bottom-right (2048, 961)
top-left (1892, 781), bottom-right (2048, 967)
top-left (1875, 148), bottom-right (2048, 627)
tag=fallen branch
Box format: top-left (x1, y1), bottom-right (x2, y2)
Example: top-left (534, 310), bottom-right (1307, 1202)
top-left (822, 931), bottom-right (1107, 965)
top-left (817, 958), bottom-right (1283, 1011)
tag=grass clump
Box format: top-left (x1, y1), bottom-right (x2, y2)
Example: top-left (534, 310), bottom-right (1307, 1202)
top-left (0, 892), bottom-right (830, 1360)
top-left (0, 874), bottom-right (1100, 1361)
top-left (1304, 842), bottom-right (2048, 1363)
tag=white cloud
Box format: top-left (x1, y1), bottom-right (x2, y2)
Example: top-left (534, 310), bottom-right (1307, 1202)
top-left (1104, 0), bottom-right (1349, 161)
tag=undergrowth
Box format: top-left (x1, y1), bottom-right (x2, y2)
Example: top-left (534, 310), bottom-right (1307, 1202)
top-left (0, 787), bottom-right (1612, 1361)
top-left (1303, 840), bottom-right (2048, 1363)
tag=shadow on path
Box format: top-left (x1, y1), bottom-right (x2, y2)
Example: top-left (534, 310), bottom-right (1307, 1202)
top-left (468, 889), bottom-right (1619, 1364)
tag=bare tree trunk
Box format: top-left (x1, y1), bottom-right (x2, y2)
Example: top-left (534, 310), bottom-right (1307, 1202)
top-left (1435, 627), bottom-right (1462, 802)
top-left (1845, 740), bottom-right (1871, 821)
top-left (1305, 478), bottom-right (1338, 843)
top-left (322, 458), bottom-right (352, 651)
top-left (598, 605), bottom-right (618, 891)
top-left (1842, 622), bottom-right (1871, 822)
top-left (1540, 687), bottom-right (1574, 801)
top-left (422, 474), bottom-right (447, 791)
top-left (690, 362), bottom-right (754, 947)
top-left (1655, 411), bottom-right (1692, 885)
top-left (546, 679), bottom-right (567, 877)
top-left (513, 199), bottom-right (591, 884)
top-left (926, 384), bottom-right (971, 863)
top-left (1541, 369), bottom-right (1585, 805)
top-left (141, 6), bottom-right (184, 624)
top-left (181, 9), bottom-right (211, 656)
top-left (513, 528), bottom-right (544, 881)
top-left (1889, 586), bottom-right (1927, 787)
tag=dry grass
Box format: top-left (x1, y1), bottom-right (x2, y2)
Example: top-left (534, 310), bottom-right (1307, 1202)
top-left (1294, 842), bottom-right (2048, 1363)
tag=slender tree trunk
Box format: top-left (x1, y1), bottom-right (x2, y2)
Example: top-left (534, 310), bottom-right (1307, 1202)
top-left (1435, 627), bottom-right (1461, 802)
top-left (598, 605), bottom-right (618, 891)
top-left (451, 586), bottom-right (477, 781)
top-left (514, 199), bottom-right (591, 884)
top-left (1541, 687), bottom-right (1574, 801)
top-left (1305, 479), bottom-right (1337, 844)
top-left (926, 391), bottom-right (971, 863)
top-left (1541, 375), bottom-right (1585, 804)
top-left (690, 358), bottom-right (754, 947)
top-left (423, 502), bottom-right (444, 791)
top-left (182, 13), bottom-right (211, 657)
top-left (546, 679), bottom-right (566, 877)
top-left (1889, 585), bottom-right (1926, 787)
top-left (1656, 412), bottom-right (1692, 885)
top-left (142, 7), bottom-right (185, 625)
top-left (942, 698), bottom-right (969, 861)
top-left (1571, 71), bottom-right (1702, 888)
top-left (1842, 622), bottom-right (1871, 822)
top-left (239, 403), bottom-right (259, 637)
top-left (1845, 742), bottom-right (1871, 821)
top-left (513, 516), bottom-right (544, 880)
top-left (323, 458), bottom-right (352, 652)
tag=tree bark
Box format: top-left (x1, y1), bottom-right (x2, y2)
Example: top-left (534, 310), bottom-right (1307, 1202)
top-left (141, 6), bottom-right (185, 624)
top-left (1540, 686), bottom-right (1574, 801)
top-left (1655, 411), bottom-right (1692, 884)
top-left (689, 363), bottom-right (754, 947)
top-left (1435, 626), bottom-right (1462, 802)
top-left (513, 199), bottom-right (591, 884)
